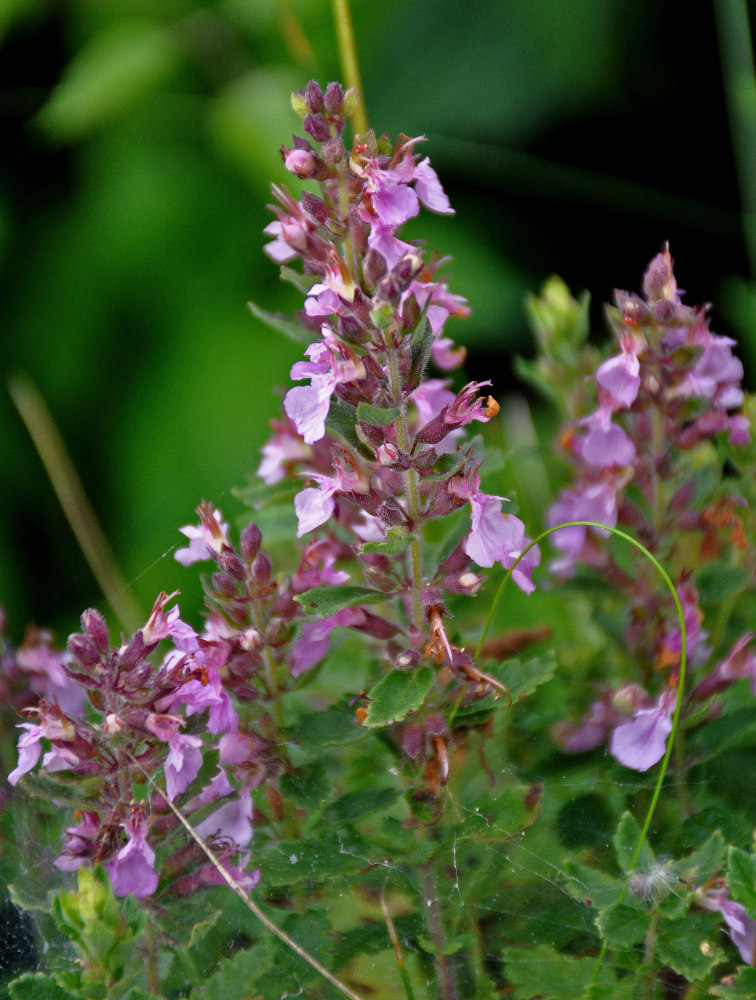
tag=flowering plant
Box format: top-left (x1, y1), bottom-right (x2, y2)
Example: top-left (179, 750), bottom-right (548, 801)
top-left (3, 42), bottom-right (756, 1000)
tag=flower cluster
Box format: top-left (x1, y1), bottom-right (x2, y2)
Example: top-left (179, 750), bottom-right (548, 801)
top-left (547, 246), bottom-right (754, 771)
top-left (6, 577), bottom-right (262, 899)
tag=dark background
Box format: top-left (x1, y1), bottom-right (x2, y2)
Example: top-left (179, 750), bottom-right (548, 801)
top-left (0, 0), bottom-right (753, 639)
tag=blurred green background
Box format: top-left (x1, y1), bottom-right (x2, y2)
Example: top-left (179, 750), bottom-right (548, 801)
top-left (0, 0), bottom-right (753, 639)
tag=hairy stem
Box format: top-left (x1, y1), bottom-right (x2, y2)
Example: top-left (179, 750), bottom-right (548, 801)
top-left (385, 334), bottom-right (425, 627)
top-left (420, 862), bottom-right (459, 1000)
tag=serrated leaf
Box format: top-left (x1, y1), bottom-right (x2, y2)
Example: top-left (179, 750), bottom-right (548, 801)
top-left (709, 964), bottom-right (756, 997)
top-left (417, 931), bottom-right (476, 955)
top-left (502, 945), bottom-right (634, 1000)
top-left (456, 785), bottom-right (543, 840)
top-left (356, 401), bottom-right (399, 426)
top-left (728, 846), bottom-right (756, 913)
top-left (259, 829), bottom-right (371, 887)
top-left (294, 584), bottom-right (385, 616)
top-left (285, 699), bottom-right (367, 750)
top-left (677, 828), bottom-right (727, 887)
top-left (363, 667), bottom-right (434, 728)
top-left (190, 938), bottom-right (275, 1000)
top-left (486, 650), bottom-right (557, 703)
top-left (564, 861), bottom-right (624, 910)
top-left (247, 299), bottom-right (316, 345)
top-left (657, 910), bottom-right (723, 981)
top-left (613, 811), bottom-right (655, 874)
top-left (595, 899), bottom-right (650, 948)
top-left (8, 974), bottom-right (79, 1000)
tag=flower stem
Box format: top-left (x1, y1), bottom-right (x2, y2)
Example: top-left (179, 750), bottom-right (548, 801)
top-left (385, 333), bottom-right (424, 628)
top-left (420, 862), bottom-right (459, 1000)
top-left (330, 0), bottom-right (367, 135)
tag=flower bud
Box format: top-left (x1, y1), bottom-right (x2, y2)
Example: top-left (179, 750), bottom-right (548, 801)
top-left (240, 523), bottom-right (262, 563)
top-left (341, 86), bottom-right (360, 119)
top-left (291, 89), bottom-right (309, 117)
top-left (396, 649), bottom-right (421, 671)
top-left (212, 572), bottom-right (236, 597)
top-left (305, 80), bottom-right (324, 112)
top-left (219, 549), bottom-right (246, 582)
top-left (284, 147), bottom-right (320, 178)
top-left (68, 633), bottom-right (100, 667)
top-left (251, 552), bottom-right (272, 585)
top-left (403, 724), bottom-right (424, 759)
top-left (321, 137), bottom-right (345, 164)
top-left (304, 113), bottom-right (330, 143)
top-left (324, 81), bottom-right (344, 115)
top-left (81, 609), bottom-right (110, 655)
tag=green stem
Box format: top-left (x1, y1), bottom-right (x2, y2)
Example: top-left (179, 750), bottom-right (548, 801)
top-left (472, 521), bottom-right (688, 996)
top-left (420, 862), bottom-right (459, 1000)
top-left (641, 907), bottom-right (662, 1000)
top-left (385, 334), bottom-right (424, 627)
top-left (331, 0), bottom-right (368, 134)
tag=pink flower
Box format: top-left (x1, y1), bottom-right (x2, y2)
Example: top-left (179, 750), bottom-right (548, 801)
top-left (175, 504), bottom-right (230, 566)
top-left (7, 722), bottom-right (44, 786)
top-left (701, 887), bottom-right (756, 965)
top-left (596, 352), bottom-right (640, 409)
top-left (413, 158), bottom-right (454, 215)
top-left (610, 688), bottom-right (676, 771)
top-left (104, 813), bottom-right (158, 899)
top-left (580, 408), bottom-right (636, 468)
top-left (450, 471), bottom-right (539, 594)
top-left (284, 333), bottom-right (365, 444)
top-left (289, 607), bottom-right (365, 676)
top-left (195, 789), bottom-right (253, 849)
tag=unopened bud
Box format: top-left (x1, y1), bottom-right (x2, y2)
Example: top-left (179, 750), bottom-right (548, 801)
top-left (284, 147), bottom-right (319, 178)
top-left (305, 80), bottom-right (324, 112)
top-left (81, 609), bottom-right (110, 655)
top-left (304, 113), bottom-right (330, 143)
top-left (323, 81), bottom-right (345, 115)
top-left (321, 137), bottom-right (345, 164)
top-left (291, 89), bottom-right (309, 118)
top-left (341, 86), bottom-right (360, 119)
top-left (240, 523), bottom-right (262, 562)
top-left (67, 633), bottom-right (100, 667)
top-left (219, 549), bottom-right (246, 582)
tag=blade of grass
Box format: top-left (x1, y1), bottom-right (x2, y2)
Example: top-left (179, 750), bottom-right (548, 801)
top-left (9, 373), bottom-right (142, 633)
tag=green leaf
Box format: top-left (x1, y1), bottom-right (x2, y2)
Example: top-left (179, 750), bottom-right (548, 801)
top-left (360, 531), bottom-right (414, 555)
top-left (502, 945), bottom-right (635, 1000)
top-left (285, 699), bottom-right (368, 750)
top-left (260, 829), bottom-right (371, 887)
top-left (356, 401), bottom-right (399, 426)
top-left (710, 965), bottom-right (756, 997)
top-left (8, 975), bottom-right (79, 1000)
top-left (409, 318), bottom-right (434, 386)
top-left (322, 785), bottom-right (399, 824)
top-left (279, 761), bottom-right (332, 808)
top-left (294, 584), bottom-right (386, 617)
top-left (190, 938), bottom-right (275, 1000)
top-left (678, 828), bottom-right (727, 886)
top-left (247, 299), bottom-right (316, 345)
top-left (455, 785), bottom-right (543, 840)
top-left (595, 899), bottom-right (651, 948)
top-left (486, 650), bottom-right (557, 703)
top-left (613, 811), bottom-right (655, 874)
top-left (363, 667), bottom-right (434, 728)
top-left (325, 397), bottom-right (374, 458)
top-left (564, 861), bottom-right (624, 910)
top-left (728, 846), bottom-right (756, 913)
top-left (656, 910), bottom-right (723, 981)
top-left (35, 21), bottom-right (180, 141)
top-left (417, 931), bottom-right (476, 955)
